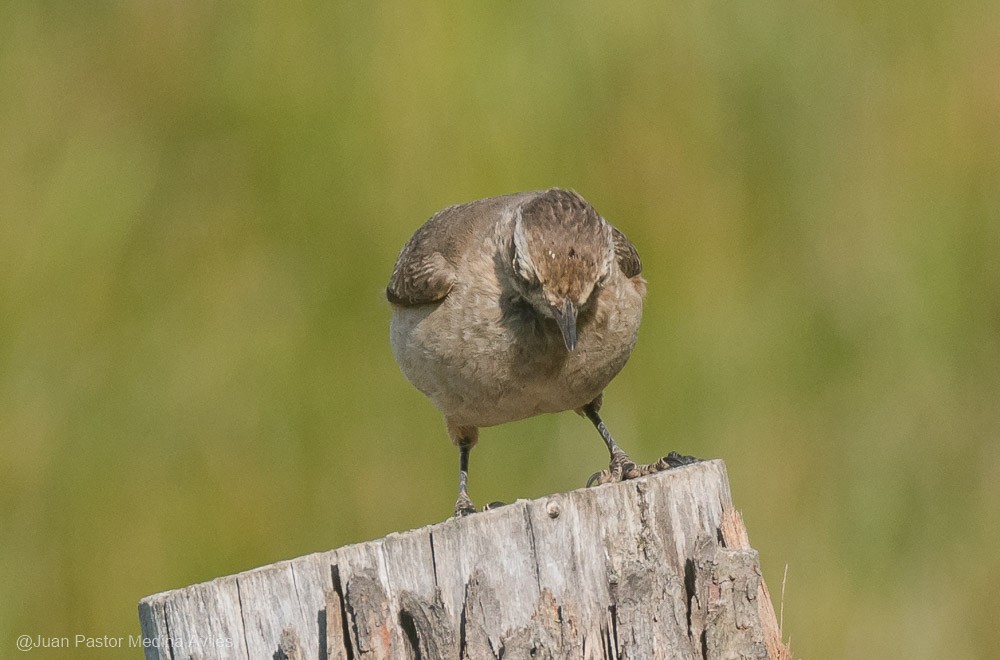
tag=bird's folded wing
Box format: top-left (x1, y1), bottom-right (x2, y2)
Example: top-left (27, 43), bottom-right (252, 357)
top-left (610, 225), bottom-right (642, 278)
top-left (385, 199), bottom-right (498, 306)
top-left (386, 236), bottom-right (456, 306)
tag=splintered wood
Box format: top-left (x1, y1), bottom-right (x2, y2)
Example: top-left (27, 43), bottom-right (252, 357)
top-left (138, 459), bottom-right (791, 659)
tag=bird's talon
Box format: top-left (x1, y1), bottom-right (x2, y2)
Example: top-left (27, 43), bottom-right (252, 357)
top-left (663, 451), bottom-right (700, 467)
top-left (454, 495), bottom-right (476, 517)
top-left (622, 463), bottom-right (641, 479)
top-left (482, 501), bottom-right (507, 511)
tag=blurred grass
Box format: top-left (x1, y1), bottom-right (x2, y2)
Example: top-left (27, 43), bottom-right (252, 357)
top-left (1, 1), bottom-right (998, 657)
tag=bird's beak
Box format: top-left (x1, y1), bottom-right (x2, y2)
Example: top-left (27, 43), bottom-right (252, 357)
top-left (551, 299), bottom-right (578, 351)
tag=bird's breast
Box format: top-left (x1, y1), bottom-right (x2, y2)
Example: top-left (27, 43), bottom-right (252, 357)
top-left (389, 273), bottom-right (643, 428)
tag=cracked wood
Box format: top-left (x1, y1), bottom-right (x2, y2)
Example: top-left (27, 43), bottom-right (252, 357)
top-left (137, 459), bottom-right (791, 659)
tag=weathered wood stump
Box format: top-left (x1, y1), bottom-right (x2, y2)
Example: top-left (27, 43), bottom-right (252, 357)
top-left (138, 459), bottom-right (790, 659)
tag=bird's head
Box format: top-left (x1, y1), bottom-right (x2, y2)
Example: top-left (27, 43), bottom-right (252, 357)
top-left (510, 190), bottom-right (614, 351)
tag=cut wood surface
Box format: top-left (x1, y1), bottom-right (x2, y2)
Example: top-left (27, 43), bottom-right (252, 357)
top-left (138, 459), bottom-right (791, 659)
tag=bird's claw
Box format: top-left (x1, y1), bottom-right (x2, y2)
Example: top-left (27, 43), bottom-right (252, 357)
top-left (454, 498), bottom-right (508, 517)
top-left (654, 451), bottom-right (700, 470)
top-left (454, 494), bottom-right (476, 517)
top-left (586, 470), bottom-right (607, 488)
top-left (587, 451), bottom-right (636, 487)
top-left (587, 451), bottom-right (701, 488)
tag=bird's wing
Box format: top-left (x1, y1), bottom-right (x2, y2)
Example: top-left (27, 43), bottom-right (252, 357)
top-left (385, 230), bottom-right (455, 306)
top-left (386, 193), bottom-right (534, 306)
top-left (610, 224), bottom-right (642, 278)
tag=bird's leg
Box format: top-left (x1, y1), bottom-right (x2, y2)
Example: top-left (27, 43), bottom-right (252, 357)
top-left (582, 402), bottom-right (639, 485)
top-left (581, 401), bottom-right (699, 487)
top-left (449, 422), bottom-right (479, 517)
top-left (455, 441), bottom-right (475, 516)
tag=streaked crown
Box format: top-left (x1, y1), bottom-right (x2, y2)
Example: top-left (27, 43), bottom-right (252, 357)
top-left (511, 189), bottom-right (614, 309)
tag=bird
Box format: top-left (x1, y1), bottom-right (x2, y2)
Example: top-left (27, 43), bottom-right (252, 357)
top-left (387, 188), bottom-right (695, 516)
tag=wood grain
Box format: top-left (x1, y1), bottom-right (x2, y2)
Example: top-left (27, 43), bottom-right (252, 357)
top-left (138, 459), bottom-right (791, 659)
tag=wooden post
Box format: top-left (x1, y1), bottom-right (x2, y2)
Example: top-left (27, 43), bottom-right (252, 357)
top-left (138, 460), bottom-right (791, 659)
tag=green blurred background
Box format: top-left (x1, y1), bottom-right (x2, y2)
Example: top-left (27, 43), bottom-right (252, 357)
top-left (2, 2), bottom-right (998, 657)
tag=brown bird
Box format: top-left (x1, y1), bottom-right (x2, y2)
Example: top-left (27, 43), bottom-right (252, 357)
top-left (387, 189), bottom-right (694, 516)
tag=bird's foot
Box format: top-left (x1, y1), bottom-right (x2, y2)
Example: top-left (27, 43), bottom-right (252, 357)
top-left (453, 499), bottom-right (507, 517)
top-left (454, 493), bottom-right (476, 517)
top-left (651, 451), bottom-right (700, 470)
top-left (587, 448), bottom-right (638, 487)
top-left (587, 450), bottom-right (700, 487)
